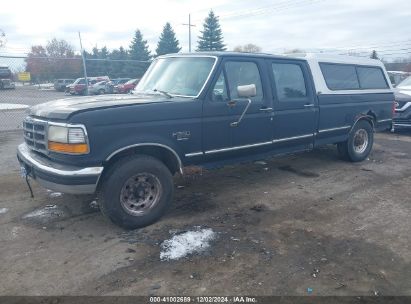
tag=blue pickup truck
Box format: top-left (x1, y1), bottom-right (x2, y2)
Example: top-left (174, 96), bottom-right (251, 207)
top-left (17, 52), bottom-right (394, 229)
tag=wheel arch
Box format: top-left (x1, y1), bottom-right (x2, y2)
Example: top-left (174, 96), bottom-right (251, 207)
top-left (104, 143), bottom-right (183, 175)
top-left (350, 113), bottom-right (375, 133)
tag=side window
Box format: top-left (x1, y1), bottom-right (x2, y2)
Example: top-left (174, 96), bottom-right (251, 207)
top-left (320, 63), bottom-right (360, 90)
top-left (225, 61), bottom-right (263, 102)
top-left (357, 67), bottom-right (389, 89)
top-left (211, 71), bottom-right (229, 102)
top-left (272, 63), bottom-right (307, 101)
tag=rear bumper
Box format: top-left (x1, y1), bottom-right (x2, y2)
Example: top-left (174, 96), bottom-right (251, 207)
top-left (17, 143), bottom-right (103, 194)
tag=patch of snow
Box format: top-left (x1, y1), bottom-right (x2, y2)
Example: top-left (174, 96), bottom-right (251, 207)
top-left (0, 207), bottom-right (9, 214)
top-left (22, 205), bottom-right (63, 219)
top-left (89, 200), bottom-right (99, 209)
top-left (160, 228), bottom-right (216, 261)
top-left (0, 103), bottom-right (29, 111)
top-left (48, 192), bottom-right (62, 198)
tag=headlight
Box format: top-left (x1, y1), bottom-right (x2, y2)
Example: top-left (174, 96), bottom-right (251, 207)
top-left (48, 124), bottom-right (89, 154)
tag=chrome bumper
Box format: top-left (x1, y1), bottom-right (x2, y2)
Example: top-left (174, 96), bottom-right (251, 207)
top-left (17, 143), bottom-right (103, 194)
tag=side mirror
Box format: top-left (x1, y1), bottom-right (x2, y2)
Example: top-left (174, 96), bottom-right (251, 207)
top-left (237, 84), bottom-right (256, 98)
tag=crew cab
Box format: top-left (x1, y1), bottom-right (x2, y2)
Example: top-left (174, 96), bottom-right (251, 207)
top-left (17, 52), bottom-right (394, 229)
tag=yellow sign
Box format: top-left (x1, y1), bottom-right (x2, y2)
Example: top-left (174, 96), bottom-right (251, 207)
top-left (18, 72), bottom-right (31, 82)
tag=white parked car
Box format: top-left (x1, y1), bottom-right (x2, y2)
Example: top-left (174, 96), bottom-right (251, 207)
top-left (89, 80), bottom-right (109, 95)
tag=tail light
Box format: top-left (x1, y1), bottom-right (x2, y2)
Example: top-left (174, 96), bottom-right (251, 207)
top-left (392, 101), bottom-right (396, 117)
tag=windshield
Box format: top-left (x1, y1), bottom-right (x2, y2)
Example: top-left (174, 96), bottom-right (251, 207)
top-left (135, 56), bottom-right (216, 97)
top-left (397, 76), bottom-right (411, 88)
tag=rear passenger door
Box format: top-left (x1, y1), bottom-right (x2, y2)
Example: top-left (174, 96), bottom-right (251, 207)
top-left (269, 59), bottom-right (318, 150)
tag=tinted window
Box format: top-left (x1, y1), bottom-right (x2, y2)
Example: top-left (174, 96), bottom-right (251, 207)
top-left (211, 71), bottom-right (229, 102)
top-left (225, 61), bottom-right (263, 102)
top-left (320, 63), bottom-right (360, 90)
top-left (357, 67), bottom-right (388, 89)
top-left (272, 63), bottom-right (307, 100)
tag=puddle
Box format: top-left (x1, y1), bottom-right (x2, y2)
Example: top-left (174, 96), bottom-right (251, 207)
top-left (0, 208), bottom-right (9, 215)
top-left (278, 165), bottom-right (320, 178)
top-left (160, 227), bottom-right (216, 261)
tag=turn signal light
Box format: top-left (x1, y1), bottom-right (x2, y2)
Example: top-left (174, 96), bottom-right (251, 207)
top-left (48, 141), bottom-right (89, 154)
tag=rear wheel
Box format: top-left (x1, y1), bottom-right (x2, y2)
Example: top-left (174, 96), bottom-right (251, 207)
top-left (337, 120), bottom-right (374, 162)
top-left (98, 155), bottom-right (174, 229)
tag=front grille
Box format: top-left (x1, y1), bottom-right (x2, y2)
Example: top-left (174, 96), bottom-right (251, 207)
top-left (23, 117), bottom-right (47, 154)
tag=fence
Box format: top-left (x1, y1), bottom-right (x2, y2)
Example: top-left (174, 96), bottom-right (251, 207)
top-left (0, 54), bottom-right (151, 131)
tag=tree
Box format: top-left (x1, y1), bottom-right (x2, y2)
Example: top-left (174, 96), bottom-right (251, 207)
top-left (156, 22), bottom-right (181, 56)
top-left (370, 50), bottom-right (379, 59)
top-left (233, 44), bottom-right (262, 53)
top-left (0, 29), bottom-right (6, 48)
top-left (25, 39), bottom-right (82, 82)
top-left (129, 29), bottom-right (151, 77)
top-left (129, 29), bottom-right (151, 61)
top-left (197, 10), bottom-right (226, 52)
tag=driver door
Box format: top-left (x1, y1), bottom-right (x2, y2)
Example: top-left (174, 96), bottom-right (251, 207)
top-left (202, 58), bottom-right (273, 159)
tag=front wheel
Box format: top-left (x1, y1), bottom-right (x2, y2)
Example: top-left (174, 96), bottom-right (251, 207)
top-left (98, 155), bottom-right (174, 229)
top-left (337, 120), bottom-right (374, 162)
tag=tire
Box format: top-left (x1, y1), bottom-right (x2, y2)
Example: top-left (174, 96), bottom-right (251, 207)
top-left (98, 89), bottom-right (105, 95)
top-left (337, 120), bottom-right (374, 162)
top-left (0, 82), bottom-right (3, 90)
top-left (98, 155), bottom-right (174, 229)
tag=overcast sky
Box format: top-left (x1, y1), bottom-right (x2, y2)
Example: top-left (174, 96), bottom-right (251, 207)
top-left (1, 0), bottom-right (410, 61)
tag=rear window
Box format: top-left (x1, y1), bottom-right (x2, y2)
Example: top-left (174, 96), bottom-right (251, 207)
top-left (320, 63), bottom-right (389, 90)
top-left (320, 63), bottom-right (360, 90)
top-left (357, 67), bottom-right (388, 89)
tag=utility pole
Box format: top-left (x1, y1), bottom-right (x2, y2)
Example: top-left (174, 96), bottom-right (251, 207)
top-left (78, 31), bottom-right (89, 95)
top-left (182, 14), bottom-right (196, 52)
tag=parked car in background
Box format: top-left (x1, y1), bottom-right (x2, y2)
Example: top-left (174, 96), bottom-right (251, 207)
top-left (105, 78), bottom-right (131, 94)
top-left (115, 78), bottom-right (139, 94)
top-left (67, 76), bottom-right (109, 95)
top-left (393, 76), bottom-right (411, 130)
top-left (54, 79), bottom-right (74, 92)
top-left (0, 65), bottom-right (16, 90)
top-left (387, 71), bottom-right (411, 87)
top-left (89, 80), bottom-right (108, 95)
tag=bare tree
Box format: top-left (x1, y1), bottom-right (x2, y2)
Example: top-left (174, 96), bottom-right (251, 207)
top-left (283, 48), bottom-right (305, 54)
top-left (233, 43), bottom-right (262, 53)
top-left (0, 29), bottom-right (6, 48)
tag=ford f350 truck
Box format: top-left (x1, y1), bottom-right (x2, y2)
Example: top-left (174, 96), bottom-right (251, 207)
top-left (17, 52), bottom-right (394, 229)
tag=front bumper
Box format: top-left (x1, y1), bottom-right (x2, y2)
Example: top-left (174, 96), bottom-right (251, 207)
top-left (17, 143), bottom-right (103, 194)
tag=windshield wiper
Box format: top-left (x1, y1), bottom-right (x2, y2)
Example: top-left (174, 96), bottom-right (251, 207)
top-left (153, 88), bottom-right (173, 98)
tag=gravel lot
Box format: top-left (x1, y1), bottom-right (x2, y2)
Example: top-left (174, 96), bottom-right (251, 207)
top-left (0, 130), bottom-right (410, 296)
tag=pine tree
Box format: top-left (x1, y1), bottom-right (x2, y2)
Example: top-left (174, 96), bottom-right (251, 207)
top-left (129, 29), bottom-right (151, 61)
top-left (197, 10), bottom-right (226, 52)
top-left (156, 23), bottom-right (181, 56)
top-left (370, 50), bottom-right (379, 59)
top-left (129, 29), bottom-right (151, 77)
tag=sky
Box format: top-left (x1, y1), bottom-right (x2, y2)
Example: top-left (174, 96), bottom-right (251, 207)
top-left (1, 0), bottom-right (411, 61)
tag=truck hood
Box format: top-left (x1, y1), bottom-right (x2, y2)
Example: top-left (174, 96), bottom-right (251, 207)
top-left (29, 93), bottom-right (173, 120)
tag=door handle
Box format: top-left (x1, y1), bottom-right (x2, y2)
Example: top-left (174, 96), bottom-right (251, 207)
top-left (260, 107), bottom-right (273, 112)
top-left (304, 104), bottom-right (315, 108)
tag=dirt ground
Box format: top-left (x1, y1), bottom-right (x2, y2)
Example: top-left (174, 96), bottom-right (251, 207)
top-left (0, 130), bottom-right (410, 296)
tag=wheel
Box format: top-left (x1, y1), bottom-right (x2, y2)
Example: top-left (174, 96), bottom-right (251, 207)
top-left (0, 82), bottom-right (3, 90)
top-left (337, 120), bottom-right (374, 162)
top-left (98, 155), bottom-right (174, 229)
top-left (98, 89), bottom-right (105, 95)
